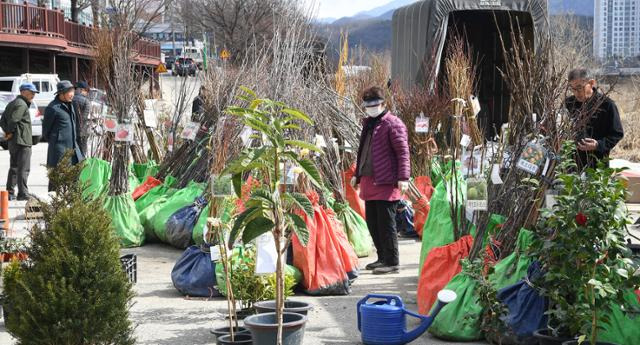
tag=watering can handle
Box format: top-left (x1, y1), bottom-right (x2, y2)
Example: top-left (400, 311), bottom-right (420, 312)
top-left (402, 309), bottom-right (431, 343)
top-left (357, 294), bottom-right (404, 332)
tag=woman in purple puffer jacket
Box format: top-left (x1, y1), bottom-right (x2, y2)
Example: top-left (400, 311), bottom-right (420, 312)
top-left (351, 86), bottom-right (410, 275)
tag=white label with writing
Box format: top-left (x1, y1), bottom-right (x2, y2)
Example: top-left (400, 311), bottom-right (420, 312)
top-left (210, 246), bottom-right (220, 262)
top-left (470, 95), bottom-right (481, 116)
top-left (491, 164), bottom-right (503, 185)
top-left (415, 112), bottom-right (429, 133)
top-left (460, 134), bottom-right (472, 148)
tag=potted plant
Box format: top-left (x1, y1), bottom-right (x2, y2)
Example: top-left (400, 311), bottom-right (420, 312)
top-left (0, 237), bottom-right (29, 262)
top-left (532, 141), bottom-right (640, 345)
top-left (224, 88), bottom-right (321, 345)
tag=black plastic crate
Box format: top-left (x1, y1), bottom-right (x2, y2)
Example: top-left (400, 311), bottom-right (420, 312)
top-left (119, 254), bottom-right (137, 284)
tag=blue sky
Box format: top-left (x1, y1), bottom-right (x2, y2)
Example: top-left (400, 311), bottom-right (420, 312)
top-left (313, 0), bottom-right (393, 19)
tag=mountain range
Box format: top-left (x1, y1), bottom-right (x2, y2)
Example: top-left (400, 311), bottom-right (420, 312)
top-left (315, 0), bottom-right (595, 58)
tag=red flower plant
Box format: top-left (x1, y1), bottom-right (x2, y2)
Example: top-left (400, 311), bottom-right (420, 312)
top-left (575, 212), bottom-right (588, 226)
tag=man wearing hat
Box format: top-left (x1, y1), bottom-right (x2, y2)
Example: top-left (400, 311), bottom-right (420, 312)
top-left (0, 83), bottom-right (38, 200)
top-left (73, 81), bottom-right (91, 155)
top-left (351, 86), bottom-right (410, 275)
top-left (43, 80), bottom-right (84, 191)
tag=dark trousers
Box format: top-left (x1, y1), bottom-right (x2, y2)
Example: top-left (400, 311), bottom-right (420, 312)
top-left (365, 200), bottom-right (400, 266)
top-left (6, 140), bottom-right (31, 196)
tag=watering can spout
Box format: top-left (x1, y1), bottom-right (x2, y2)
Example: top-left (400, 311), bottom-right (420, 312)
top-left (402, 289), bottom-right (457, 344)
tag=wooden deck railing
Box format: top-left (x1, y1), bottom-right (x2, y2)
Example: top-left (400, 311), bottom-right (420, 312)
top-left (0, 1), bottom-right (160, 60)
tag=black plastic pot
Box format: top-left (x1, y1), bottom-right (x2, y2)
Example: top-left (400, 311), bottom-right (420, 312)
top-left (533, 329), bottom-right (574, 345)
top-left (562, 341), bottom-right (619, 345)
top-left (210, 326), bottom-right (250, 338)
top-left (254, 300), bottom-right (313, 316)
top-left (244, 312), bottom-right (307, 345)
top-left (217, 333), bottom-right (253, 345)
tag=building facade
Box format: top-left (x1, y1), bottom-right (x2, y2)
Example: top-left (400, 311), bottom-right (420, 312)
top-left (594, 0), bottom-right (640, 60)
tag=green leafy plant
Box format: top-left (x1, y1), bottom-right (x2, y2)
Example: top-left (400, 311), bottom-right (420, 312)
top-left (533, 141), bottom-right (640, 344)
top-left (3, 155), bottom-right (135, 344)
top-left (224, 87), bottom-right (322, 344)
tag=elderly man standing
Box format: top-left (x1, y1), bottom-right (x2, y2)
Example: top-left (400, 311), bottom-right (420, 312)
top-left (565, 68), bottom-right (624, 170)
top-left (43, 80), bottom-right (84, 191)
top-left (0, 83), bottom-right (38, 200)
top-left (73, 81), bottom-right (91, 156)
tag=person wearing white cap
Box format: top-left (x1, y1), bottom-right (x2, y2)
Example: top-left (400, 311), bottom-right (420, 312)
top-left (0, 82), bottom-right (39, 200)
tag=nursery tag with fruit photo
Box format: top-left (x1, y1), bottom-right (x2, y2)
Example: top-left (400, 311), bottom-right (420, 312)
top-left (104, 115), bottom-right (117, 133)
top-left (466, 177), bottom-right (488, 211)
top-left (181, 122), bottom-right (200, 141)
top-left (516, 142), bottom-right (546, 175)
top-left (114, 123), bottom-right (133, 142)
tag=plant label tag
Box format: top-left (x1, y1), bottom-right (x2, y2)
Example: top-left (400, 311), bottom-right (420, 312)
top-left (255, 233), bottom-right (277, 274)
top-left (516, 142), bottom-right (546, 175)
top-left (104, 115), bottom-right (117, 133)
top-left (545, 191), bottom-right (558, 209)
top-left (210, 246), bottom-right (221, 262)
top-left (167, 132), bottom-right (174, 152)
top-left (466, 178), bottom-right (488, 211)
top-left (541, 158), bottom-right (551, 176)
top-left (240, 126), bottom-right (253, 147)
top-left (491, 164), bottom-right (503, 185)
top-left (115, 123), bottom-right (133, 142)
top-left (314, 134), bottom-right (327, 148)
top-left (344, 140), bottom-right (353, 153)
top-left (211, 174), bottom-right (233, 197)
top-left (415, 112), bottom-right (429, 133)
top-left (143, 109), bottom-right (157, 128)
top-left (181, 122), bottom-right (199, 141)
top-left (470, 95), bottom-right (481, 116)
top-left (460, 134), bottom-right (472, 148)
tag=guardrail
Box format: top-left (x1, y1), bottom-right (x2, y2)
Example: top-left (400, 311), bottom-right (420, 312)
top-left (0, 1), bottom-right (160, 60)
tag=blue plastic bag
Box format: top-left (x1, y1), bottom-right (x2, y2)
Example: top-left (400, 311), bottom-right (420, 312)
top-left (497, 261), bottom-right (548, 339)
top-left (166, 196), bottom-right (207, 249)
top-left (396, 200), bottom-right (417, 237)
top-left (171, 245), bottom-right (221, 297)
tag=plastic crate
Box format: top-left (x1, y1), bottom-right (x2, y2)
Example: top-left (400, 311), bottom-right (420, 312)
top-left (119, 254), bottom-right (137, 284)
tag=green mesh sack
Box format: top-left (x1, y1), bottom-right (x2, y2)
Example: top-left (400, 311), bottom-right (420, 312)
top-left (135, 176), bottom-right (177, 213)
top-left (132, 161), bottom-right (159, 183)
top-left (419, 167), bottom-right (467, 273)
top-left (147, 181), bottom-right (205, 243)
top-left (489, 229), bottom-right (535, 289)
top-left (104, 194), bottom-right (145, 248)
top-left (79, 158), bottom-right (111, 200)
top-left (334, 202), bottom-right (373, 258)
top-left (429, 272), bottom-right (484, 341)
top-left (599, 290), bottom-right (640, 345)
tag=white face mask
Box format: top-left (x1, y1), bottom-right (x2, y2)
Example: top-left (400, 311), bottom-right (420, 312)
top-left (365, 106), bottom-right (384, 117)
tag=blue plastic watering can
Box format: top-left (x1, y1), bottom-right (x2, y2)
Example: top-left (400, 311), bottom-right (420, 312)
top-left (357, 290), bottom-right (457, 345)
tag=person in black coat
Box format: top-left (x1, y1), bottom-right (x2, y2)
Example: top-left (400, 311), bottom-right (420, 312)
top-left (43, 80), bottom-right (85, 191)
top-left (565, 68), bottom-right (624, 170)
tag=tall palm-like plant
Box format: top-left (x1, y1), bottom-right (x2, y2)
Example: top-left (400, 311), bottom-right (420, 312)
top-left (224, 87), bottom-right (322, 345)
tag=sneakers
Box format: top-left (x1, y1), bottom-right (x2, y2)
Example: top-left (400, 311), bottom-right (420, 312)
top-left (7, 193), bottom-right (16, 201)
top-left (373, 265), bottom-right (399, 275)
top-left (365, 260), bottom-right (385, 270)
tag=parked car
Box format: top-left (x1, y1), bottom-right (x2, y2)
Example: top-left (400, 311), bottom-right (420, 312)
top-left (174, 58), bottom-right (197, 77)
top-left (0, 74), bottom-right (60, 113)
top-left (0, 94), bottom-right (42, 150)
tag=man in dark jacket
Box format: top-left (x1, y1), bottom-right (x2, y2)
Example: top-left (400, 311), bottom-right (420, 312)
top-left (1, 83), bottom-right (38, 200)
top-left (43, 80), bottom-right (84, 191)
top-left (73, 81), bottom-right (91, 156)
top-left (565, 68), bottom-right (624, 170)
top-left (352, 86), bottom-right (410, 275)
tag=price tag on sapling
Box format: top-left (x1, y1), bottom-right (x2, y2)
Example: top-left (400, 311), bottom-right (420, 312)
top-left (211, 174), bottom-right (233, 197)
top-left (181, 122), bottom-right (200, 141)
top-left (466, 177), bottom-right (488, 211)
top-left (115, 123), bottom-right (133, 142)
top-left (460, 134), bottom-right (472, 148)
top-left (104, 115), bottom-right (117, 133)
top-left (516, 142), bottom-right (547, 175)
top-left (470, 95), bottom-right (481, 116)
top-left (415, 112), bottom-right (430, 133)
